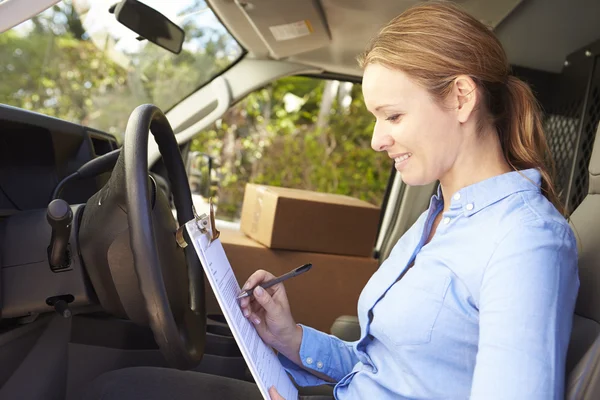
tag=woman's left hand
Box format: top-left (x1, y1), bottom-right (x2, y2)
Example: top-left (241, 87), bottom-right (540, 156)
top-left (269, 386), bottom-right (286, 400)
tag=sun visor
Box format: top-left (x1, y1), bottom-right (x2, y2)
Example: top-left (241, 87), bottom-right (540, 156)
top-left (234, 0), bottom-right (330, 59)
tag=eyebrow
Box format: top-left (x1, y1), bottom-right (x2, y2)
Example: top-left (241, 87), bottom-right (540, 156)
top-left (375, 103), bottom-right (401, 112)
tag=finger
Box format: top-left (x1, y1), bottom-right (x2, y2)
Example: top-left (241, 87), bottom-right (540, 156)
top-left (252, 285), bottom-right (280, 315)
top-left (241, 286), bottom-right (283, 311)
top-left (240, 303), bottom-right (251, 318)
top-left (250, 299), bottom-right (263, 314)
top-left (239, 295), bottom-right (254, 317)
top-left (239, 296), bottom-right (252, 312)
top-left (242, 269), bottom-right (277, 292)
top-left (239, 292), bottom-right (263, 315)
top-left (247, 310), bottom-right (262, 326)
top-left (250, 297), bottom-right (272, 324)
top-left (269, 386), bottom-right (285, 400)
top-left (242, 296), bottom-right (265, 320)
top-left (265, 285), bottom-right (279, 297)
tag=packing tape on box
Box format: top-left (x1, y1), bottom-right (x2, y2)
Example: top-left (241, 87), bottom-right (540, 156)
top-left (250, 186), bottom-right (266, 234)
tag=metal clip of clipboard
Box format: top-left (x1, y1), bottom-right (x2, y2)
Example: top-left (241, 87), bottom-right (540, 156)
top-left (175, 197), bottom-right (220, 249)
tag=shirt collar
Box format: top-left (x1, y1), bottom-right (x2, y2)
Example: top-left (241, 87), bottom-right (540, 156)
top-left (433, 168), bottom-right (542, 217)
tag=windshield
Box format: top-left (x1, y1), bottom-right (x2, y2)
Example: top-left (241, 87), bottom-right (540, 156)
top-left (0, 0), bottom-right (243, 140)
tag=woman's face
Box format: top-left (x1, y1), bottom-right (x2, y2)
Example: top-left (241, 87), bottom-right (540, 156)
top-left (362, 64), bottom-right (465, 186)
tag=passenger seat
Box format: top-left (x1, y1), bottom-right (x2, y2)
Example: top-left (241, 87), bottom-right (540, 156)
top-left (566, 121), bottom-right (600, 399)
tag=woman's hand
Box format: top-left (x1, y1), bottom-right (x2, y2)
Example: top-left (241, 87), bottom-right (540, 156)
top-left (239, 269), bottom-right (302, 361)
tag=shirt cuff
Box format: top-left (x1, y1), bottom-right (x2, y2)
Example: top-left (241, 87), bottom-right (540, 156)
top-left (277, 325), bottom-right (337, 387)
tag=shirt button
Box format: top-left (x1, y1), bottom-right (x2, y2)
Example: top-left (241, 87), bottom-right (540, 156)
top-left (453, 192), bottom-right (461, 200)
top-left (317, 361), bottom-right (324, 369)
top-left (306, 357), bottom-right (313, 365)
top-left (466, 203), bottom-right (474, 211)
top-left (443, 217), bottom-right (451, 224)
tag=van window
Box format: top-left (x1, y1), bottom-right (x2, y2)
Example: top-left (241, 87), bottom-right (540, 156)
top-left (189, 76), bottom-right (391, 222)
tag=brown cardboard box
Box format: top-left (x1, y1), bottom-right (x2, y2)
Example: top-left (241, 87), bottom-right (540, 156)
top-left (240, 183), bottom-right (381, 257)
top-left (205, 228), bottom-right (378, 333)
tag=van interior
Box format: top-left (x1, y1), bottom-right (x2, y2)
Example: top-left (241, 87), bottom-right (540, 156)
top-left (1, 0), bottom-right (600, 398)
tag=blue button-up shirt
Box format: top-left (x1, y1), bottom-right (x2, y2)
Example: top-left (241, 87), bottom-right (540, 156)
top-left (279, 168), bottom-right (579, 399)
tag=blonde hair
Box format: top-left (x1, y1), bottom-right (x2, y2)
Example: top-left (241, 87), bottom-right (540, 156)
top-left (358, 1), bottom-right (563, 214)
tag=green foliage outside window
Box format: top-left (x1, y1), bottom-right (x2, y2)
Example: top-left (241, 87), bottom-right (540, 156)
top-left (190, 77), bottom-right (391, 221)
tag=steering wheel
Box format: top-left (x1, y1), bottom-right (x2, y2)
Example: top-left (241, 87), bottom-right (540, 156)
top-left (79, 104), bottom-right (206, 369)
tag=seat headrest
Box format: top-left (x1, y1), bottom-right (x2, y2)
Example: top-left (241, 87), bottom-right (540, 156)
top-left (588, 122), bottom-right (600, 195)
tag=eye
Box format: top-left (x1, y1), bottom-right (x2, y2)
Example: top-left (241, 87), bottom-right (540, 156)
top-left (385, 114), bottom-right (402, 123)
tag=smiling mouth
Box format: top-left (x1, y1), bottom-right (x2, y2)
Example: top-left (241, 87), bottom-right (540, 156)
top-left (393, 153), bottom-right (412, 163)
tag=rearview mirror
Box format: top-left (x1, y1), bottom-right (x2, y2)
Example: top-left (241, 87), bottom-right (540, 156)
top-left (112, 0), bottom-right (185, 54)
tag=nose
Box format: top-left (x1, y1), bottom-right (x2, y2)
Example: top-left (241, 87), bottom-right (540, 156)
top-left (371, 122), bottom-right (395, 152)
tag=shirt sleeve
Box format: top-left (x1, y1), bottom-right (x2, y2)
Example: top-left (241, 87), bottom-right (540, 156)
top-left (277, 324), bottom-right (360, 386)
top-left (470, 221), bottom-right (580, 399)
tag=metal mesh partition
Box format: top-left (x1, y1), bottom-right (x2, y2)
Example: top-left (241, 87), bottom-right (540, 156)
top-left (544, 100), bottom-right (583, 207)
top-left (538, 48), bottom-right (600, 216)
top-left (570, 84), bottom-right (600, 213)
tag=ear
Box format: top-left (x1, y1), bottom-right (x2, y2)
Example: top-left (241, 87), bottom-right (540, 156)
top-left (453, 75), bottom-right (478, 124)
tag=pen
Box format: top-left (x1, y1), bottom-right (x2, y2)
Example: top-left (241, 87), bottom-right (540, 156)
top-left (236, 263), bottom-right (313, 299)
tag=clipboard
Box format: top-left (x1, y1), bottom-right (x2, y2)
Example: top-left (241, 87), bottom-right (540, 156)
top-left (175, 198), bottom-right (220, 250)
top-left (178, 198), bottom-right (298, 400)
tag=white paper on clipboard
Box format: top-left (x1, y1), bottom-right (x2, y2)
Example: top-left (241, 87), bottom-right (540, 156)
top-left (185, 219), bottom-right (298, 400)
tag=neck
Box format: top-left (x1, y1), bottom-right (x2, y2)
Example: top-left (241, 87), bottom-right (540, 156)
top-left (439, 127), bottom-right (512, 212)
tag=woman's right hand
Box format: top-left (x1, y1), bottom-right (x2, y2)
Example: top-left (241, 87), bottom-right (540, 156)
top-left (239, 269), bottom-right (303, 361)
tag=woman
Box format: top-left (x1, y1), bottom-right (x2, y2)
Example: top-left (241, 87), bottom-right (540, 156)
top-left (241, 2), bottom-right (579, 399)
top-left (84, 2), bottom-right (579, 399)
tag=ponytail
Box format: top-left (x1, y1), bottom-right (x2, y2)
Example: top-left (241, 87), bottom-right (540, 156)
top-left (500, 76), bottom-right (564, 215)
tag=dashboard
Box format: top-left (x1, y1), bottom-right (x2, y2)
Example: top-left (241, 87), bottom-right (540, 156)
top-left (0, 104), bottom-right (183, 321)
top-left (0, 105), bottom-right (122, 320)
top-left (0, 104), bottom-right (119, 214)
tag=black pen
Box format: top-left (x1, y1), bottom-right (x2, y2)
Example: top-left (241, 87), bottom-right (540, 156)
top-left (236, 263), bottom-right (313, 300)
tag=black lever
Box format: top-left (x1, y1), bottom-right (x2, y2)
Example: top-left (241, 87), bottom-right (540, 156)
top-left (46, 295), bottom-right (74, 318)
top-left (47, 199), bottom-right (73, 271)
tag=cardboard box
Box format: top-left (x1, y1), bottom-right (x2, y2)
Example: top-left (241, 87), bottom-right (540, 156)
top-left (205, 228), bottom-right (378, 333)
top-left (240, 183), bottom-right (381, 257)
